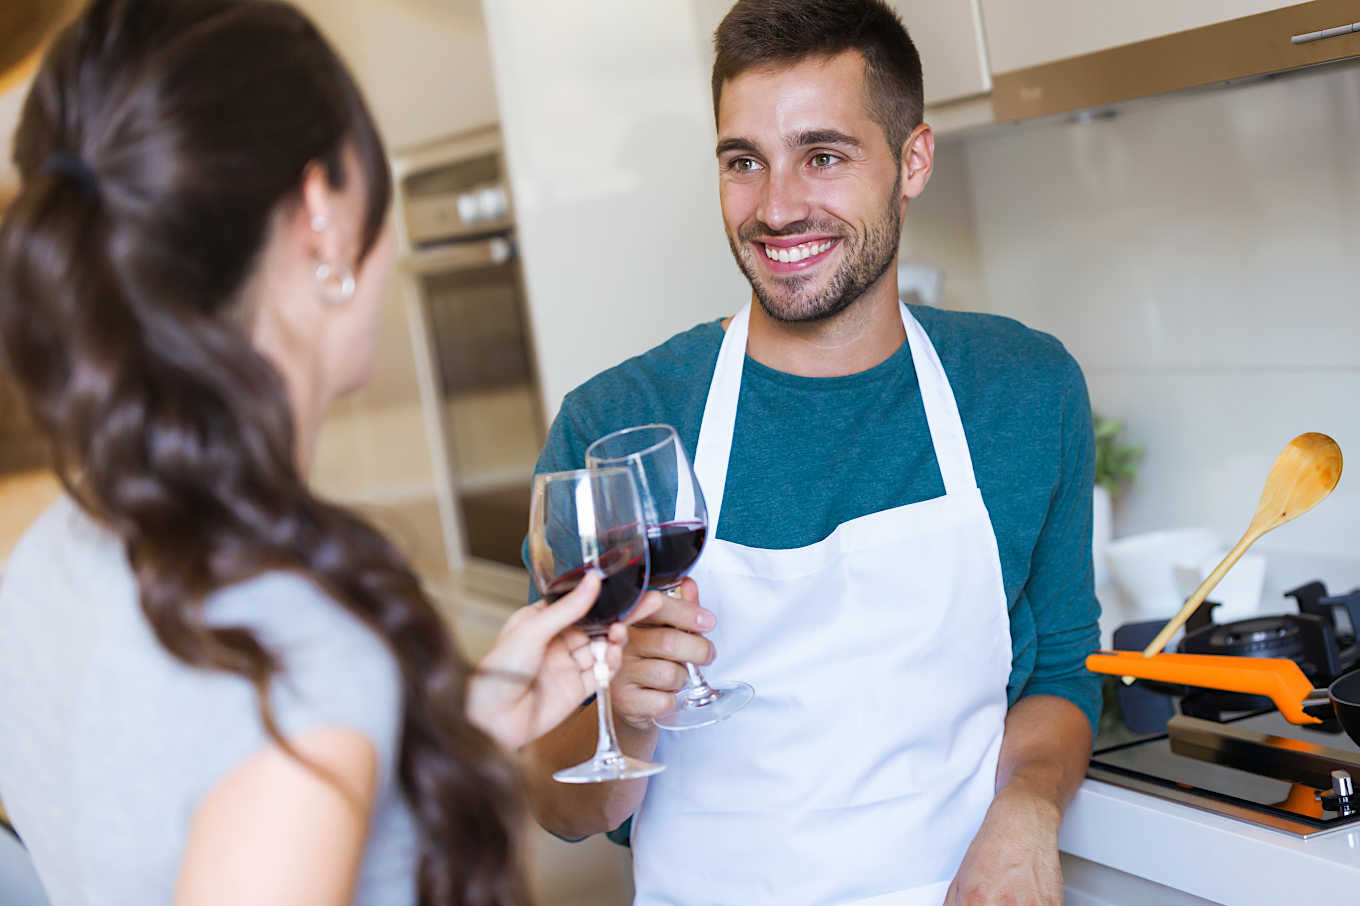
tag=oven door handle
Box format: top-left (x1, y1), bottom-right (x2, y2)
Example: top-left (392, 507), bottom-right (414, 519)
top-left (405, 236), bottom-right (515, 275)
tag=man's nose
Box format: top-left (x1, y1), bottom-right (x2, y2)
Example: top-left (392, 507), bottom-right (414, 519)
top-left (756, 168), bottom-right (811, 233)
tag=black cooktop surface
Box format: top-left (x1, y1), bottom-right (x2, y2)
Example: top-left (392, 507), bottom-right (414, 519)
top-left (1089, 711), bottom-right (1360, 837)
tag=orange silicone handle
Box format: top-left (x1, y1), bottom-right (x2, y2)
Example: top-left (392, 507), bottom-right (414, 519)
top-left (1086, 651), bottom-right (1322, 725)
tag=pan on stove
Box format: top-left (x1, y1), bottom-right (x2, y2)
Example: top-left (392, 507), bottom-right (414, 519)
top-left (1311, 668), bottom-right (1360, 743)
top-left (1086, 651), bottom-right (1360, 745)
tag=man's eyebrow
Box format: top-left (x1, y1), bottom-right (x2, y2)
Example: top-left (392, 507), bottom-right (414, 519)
top-left (716, 137), bottom-right (758, 156)
top-left (716, 130), bottom-right (861, 157)
top-left (788, 129), bottom-right (860, 149)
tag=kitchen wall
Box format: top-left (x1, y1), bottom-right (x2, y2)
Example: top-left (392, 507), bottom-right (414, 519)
top-left (899, 136), bottom-right (987, 313)
top-left (944, 62), bottom-right (1360, 597)
top-left (293, 0), bottom-right (497, 153)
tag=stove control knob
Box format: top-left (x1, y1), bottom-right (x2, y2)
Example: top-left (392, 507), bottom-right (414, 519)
top-left (1318, 770), bottom-right (1356, 816)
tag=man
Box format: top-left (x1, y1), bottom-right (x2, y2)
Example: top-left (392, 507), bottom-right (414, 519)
top-left (520, 1), bottom-right (1100, 903)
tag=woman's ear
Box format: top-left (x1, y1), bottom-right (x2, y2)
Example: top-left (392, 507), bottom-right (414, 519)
top-left (299, 162), bottom-right (341, 266)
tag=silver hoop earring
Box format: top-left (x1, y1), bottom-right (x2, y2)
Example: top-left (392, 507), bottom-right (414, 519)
top-left (315, 261), bottom-right (356, 305)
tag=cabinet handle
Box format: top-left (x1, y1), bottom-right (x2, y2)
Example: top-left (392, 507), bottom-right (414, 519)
top-left (1291, 22), bottom-right (1359, 45)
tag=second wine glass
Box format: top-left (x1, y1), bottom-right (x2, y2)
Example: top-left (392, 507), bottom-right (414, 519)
top-left (586, 424), bottom-right (753, 731)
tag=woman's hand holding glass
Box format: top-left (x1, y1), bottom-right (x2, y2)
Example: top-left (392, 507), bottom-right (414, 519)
top-left (467, 573), bottom-right (662, 751)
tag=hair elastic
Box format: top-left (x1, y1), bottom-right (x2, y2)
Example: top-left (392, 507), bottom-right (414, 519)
top-left (40, 151), bottom-right (101, 196)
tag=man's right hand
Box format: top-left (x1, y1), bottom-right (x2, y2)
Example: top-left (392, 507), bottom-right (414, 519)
top-left (611, 578), bottom-right (717, 729)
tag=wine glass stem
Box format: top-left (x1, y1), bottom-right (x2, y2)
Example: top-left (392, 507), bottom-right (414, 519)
top-left (590, 638), bottom-right (626, 761)
top-left (663, 586), bottom-right (721, 705)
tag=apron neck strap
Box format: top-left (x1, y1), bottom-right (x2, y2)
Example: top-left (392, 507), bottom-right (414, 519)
top-left (900, 303), bottom-right (978, 495)
top-left (693, 304), bottom-right (751, 541)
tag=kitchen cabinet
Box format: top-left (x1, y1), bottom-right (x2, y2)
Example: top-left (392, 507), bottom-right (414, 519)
top-left (886, 0), bottom-right (990, 105)
top-left (983, 0), bottom-right (1360, 122)
top-left (980, 0), bottom-right (1302, 74)
top-left (389, 130), bottom-right (551, 599)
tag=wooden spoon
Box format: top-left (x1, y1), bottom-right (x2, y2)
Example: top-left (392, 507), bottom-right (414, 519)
top-left (1139, 432), bottom-right (1343, 660)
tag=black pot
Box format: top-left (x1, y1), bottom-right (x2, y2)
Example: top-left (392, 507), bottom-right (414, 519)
top-left (1330, 670), bottom-right (1360, 745)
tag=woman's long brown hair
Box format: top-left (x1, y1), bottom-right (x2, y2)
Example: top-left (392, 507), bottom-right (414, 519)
top-left (0, 2), bottom-right (527, 903)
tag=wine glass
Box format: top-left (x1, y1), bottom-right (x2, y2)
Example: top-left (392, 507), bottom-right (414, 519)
top-left (528, 467), bottom-right (665, 783)
top-left (586, 424), bottom-right (754, 731)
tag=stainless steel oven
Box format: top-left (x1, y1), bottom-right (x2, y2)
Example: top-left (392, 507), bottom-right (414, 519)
top-left (396, 128), bottom-right (544, 593)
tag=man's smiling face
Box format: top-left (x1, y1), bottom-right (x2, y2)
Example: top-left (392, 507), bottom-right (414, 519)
top-left (716, 50), bottom-right (906, 323)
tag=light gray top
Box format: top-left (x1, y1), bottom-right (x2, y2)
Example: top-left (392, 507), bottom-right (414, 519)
top-left (0, 496), bottom-right (418, 905)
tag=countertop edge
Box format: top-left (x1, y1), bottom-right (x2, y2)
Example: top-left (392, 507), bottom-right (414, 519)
top-left (1059, 778), bottom-right (1360, 905)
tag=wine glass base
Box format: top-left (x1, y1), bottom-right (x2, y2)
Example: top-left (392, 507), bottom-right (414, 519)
top-left (654, 681), bottom-right (754, 731)
top-left (553, 753), bottom-right (665, 784)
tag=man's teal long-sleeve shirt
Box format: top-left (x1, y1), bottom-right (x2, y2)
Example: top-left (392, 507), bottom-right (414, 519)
top-left (530, 304), bottom-right (1102, 736)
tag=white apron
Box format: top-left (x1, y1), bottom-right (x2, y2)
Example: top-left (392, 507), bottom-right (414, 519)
top-left (630, 302), bottom-right (1013, 906)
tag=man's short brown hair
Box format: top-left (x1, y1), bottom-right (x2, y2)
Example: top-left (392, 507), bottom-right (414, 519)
top-left (712, 0), bottom-right (924, 159)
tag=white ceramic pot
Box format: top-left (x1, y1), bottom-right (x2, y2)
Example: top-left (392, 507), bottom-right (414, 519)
top-left (1105, 528), bottom-right (1222, 620)
top-left (1173, 551), bottom-right (1267, 623)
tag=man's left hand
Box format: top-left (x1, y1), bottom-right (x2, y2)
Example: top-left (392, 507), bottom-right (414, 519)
top-left (944, 782), bottom-right (1063, 906)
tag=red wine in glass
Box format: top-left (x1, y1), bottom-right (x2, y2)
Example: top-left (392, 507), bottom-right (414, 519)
top-left (645, 521), bottom-right (708, 589)
top-left (544, 545), bottom-right (648, 632)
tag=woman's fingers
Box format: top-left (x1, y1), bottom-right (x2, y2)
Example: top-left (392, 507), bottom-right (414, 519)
top-left (496, 573), bottom-right (599, 660)
top-left (567, 632), bottom-right (627, 677)
top-left (535, 570), bottom-right (601, 634)
top-left (563, 627), bottom-right (590, 652)
top-left (569, 638), bottom-right (595, 673)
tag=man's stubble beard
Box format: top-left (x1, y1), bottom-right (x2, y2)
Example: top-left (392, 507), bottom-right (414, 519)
top-left (727, 182), bottom-right (903, 324)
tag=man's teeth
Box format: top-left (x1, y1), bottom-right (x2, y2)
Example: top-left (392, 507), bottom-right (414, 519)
top-left (763, 239), bottom-right (835, 263)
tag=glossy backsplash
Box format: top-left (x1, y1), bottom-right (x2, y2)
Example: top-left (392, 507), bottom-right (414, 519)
top-left (952, 63), bottom-right (1360, 563)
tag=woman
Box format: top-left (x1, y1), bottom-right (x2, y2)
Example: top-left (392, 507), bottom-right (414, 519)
top-left (0, 1), bottom-right (653, 904)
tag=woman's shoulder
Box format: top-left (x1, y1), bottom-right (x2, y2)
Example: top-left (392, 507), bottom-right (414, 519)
top-left (205, 572), bottom-right (406, 762)
top-left (2, 502), bottom-right (406, 768)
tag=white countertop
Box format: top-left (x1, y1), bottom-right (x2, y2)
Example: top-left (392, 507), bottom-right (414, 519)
top-left (1060, 778), bottom-right (1360, 905)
